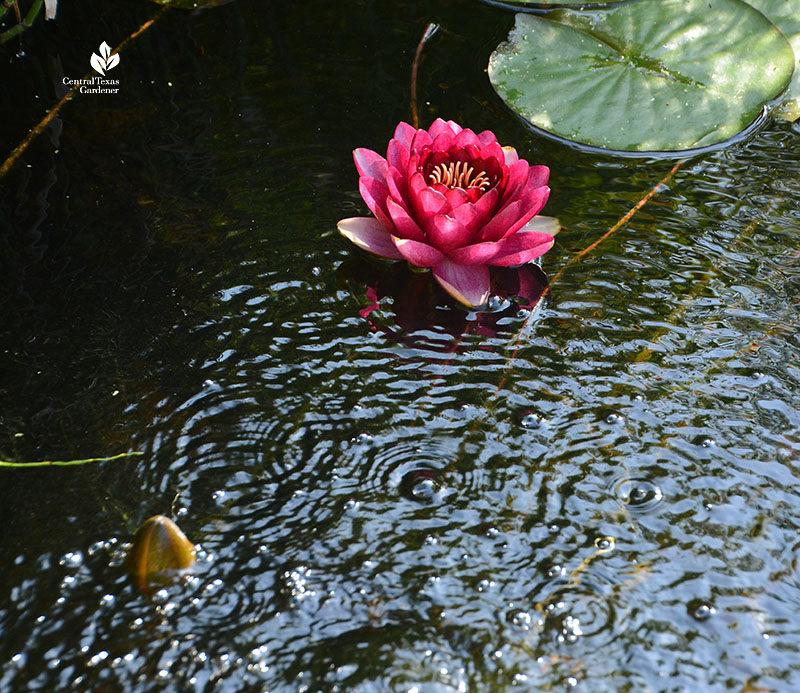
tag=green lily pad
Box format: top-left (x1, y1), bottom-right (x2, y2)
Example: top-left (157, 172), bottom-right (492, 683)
top-left (488, 0), bottom-right (795, 152)
top-left (484, 0), bottom-right (629, 9)
top-left (745, 0), bottom-right (800, 120)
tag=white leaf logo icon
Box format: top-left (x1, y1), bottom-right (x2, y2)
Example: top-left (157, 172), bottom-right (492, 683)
top-left (90, 41), bottom-right (120, 76)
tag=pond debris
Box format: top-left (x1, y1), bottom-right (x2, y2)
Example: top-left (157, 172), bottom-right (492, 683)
top-left (126, 515), bottom-right (196, 592)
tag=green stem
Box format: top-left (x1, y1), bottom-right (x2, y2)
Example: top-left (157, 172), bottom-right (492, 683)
top-left (0, 0), bottom-right (41, 44)
top-left (0, 451), bottom-right (143, 468)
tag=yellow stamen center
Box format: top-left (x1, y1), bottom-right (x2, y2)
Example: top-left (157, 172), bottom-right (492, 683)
top-left (428, 161), bottom-right (491, 191)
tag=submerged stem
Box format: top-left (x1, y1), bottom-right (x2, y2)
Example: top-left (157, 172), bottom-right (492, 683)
top-left (0, 451), bottom-right (143, 468)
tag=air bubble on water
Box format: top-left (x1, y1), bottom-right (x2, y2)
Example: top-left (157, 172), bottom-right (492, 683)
top-left (547, 564), bottom-right (566, 578)
top-left (508, 609), bottom-right (534, 630)
top-left (688, 599), bottom-right (716, 621)
top-left (520, 413), bottom-right (541, 429)
top-left (615, 478), bottom-right (663, 511)
top-left (476, 578), bottom-right (495, 592)
top-left (558, 614), bottom-right (583, 643)
top-left (596, 537), bottom-right (614, 551)
top-left (692, 435), bottom-right (717, 448)
top-left (59, 551), bottom-right (83, 568)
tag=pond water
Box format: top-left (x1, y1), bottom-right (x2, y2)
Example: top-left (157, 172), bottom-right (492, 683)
top-left (1, 0), bottom-right (799, 690)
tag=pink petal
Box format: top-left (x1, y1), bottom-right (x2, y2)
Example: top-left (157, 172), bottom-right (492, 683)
top-left (502, 146), bottom-right (519, 166)
top-left (431, 131), bottom-right (455, 152)
top-left (338, 217), bottom-right (403, 260)
top-left (478, 200), bottom-right (521, 242)
top-left (527, 165), bottom-right (549, 189)
top-left (473, 187), bottom-right (500, 222)
top-left (504, 186), bottom-right (551, 237)
top-left (359, 177), bottom-right (394, 230)
top-left (416, 187), bottom-right (448, 219)
top-left (477, 130), bottom-right (498, 147)
top-left (445, 187), bottom-right (470, 210)
top-left (393, 122), bottom-right (416, 148)
top-left (428, 213), bottom-right (472, 253)
top-left (519, 215), bottom-right (561, 237)
top-left (392, 236), bottom-right (444, 267)
top-left (432, 259), bottom-right (490, 308)
top-left (428, 118), bottom-right (461, 139)
top-left (453, 129), bottom-right (481, 149)
top-left (479, 141), bottom-right (506, 170)
top-left (409, 170), bottom-right (428, 200)
top-left (409, 128), bottom-right (432, 154)
top-left (386, 167), bottom-right (409, 209)
top-left (486, 231), bottom-right (555, 267)
top-left (447, 240), bottom-right (502, 266)
top-left (452, 203), bottom-right (484, 239)
top-left (353, 148), bottom-right (388, 181)
top-left (386, 197), bottom-right (426, 242)
top-left (387, 138), bottom-right (409, 176)
top-left (501, 160), bottom-right (530, 204)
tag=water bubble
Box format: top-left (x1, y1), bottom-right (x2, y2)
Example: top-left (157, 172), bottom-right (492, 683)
top-left (595, 537), bottom-right (614, 552)
top-left (398, 469), bottom-right (444, 504)
top-left (507, 609), bottom-right (534, 630)
top-left (688, 600), bottom-right (716, 621)
top-left (547, 564), bottom-right (566, 579)
top-left (602, 411), bottom-right (624, 425)
top-left (614, 478), bottom-right (663, 513)
top-left (520, 412), bottom-right (542, 429)
top-left (354, 432), bottom-right (374, 446)
top-left (485, 295), bottom-right (510, 312)
top-left (692, 435), bottom-right (717, 448)
top-left (476, 578), bottom-right (495, 592)
top-left (59, 551), bottom-right (83, 568)
top-left (557, 614), bottom-right (583, 643)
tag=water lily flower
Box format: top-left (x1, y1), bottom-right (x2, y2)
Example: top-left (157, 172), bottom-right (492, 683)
top-left (338, 119), bottom-right (559, 308)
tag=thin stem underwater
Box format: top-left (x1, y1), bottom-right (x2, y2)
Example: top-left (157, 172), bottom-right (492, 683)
top-left (0, 451), bottom-right (144, 468)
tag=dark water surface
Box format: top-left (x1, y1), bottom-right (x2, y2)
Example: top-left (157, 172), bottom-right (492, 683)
top-left (1, 1), bottom-right (799, 690)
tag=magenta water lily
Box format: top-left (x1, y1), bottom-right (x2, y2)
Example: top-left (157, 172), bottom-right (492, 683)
top-left (338, 119), bottom-right (559, 308)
